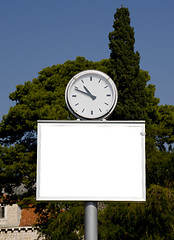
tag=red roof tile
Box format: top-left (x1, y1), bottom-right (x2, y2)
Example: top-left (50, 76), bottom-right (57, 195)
top-left (20, 208), bottom-right (37, 226)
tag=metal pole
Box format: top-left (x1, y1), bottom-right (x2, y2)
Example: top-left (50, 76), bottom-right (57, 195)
top-left (85, 201), bottom-right (98, 240)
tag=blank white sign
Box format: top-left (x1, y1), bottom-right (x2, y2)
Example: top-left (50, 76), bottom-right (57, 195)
top-left (36, 121), bottom-right (145, 201)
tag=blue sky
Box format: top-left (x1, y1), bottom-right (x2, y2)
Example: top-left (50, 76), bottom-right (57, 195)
top-left (0, 0), bottom-right (174, 120)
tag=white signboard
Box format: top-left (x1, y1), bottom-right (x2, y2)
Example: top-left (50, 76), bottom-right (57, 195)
top-left (36, 121), bottom-right (146, 201)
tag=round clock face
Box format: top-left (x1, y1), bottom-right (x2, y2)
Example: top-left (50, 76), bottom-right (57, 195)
top-left (65, 70), bottom-right (118, 120)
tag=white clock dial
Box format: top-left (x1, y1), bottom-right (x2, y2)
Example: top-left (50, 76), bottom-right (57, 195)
top-left (65, 70), bottom-right (118, 120)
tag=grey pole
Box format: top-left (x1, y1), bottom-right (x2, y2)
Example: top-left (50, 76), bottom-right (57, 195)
top-left (85, 201), bottom-right (98, 240)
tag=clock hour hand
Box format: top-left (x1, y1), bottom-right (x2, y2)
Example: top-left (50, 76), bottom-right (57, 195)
top-left (74, 86), bottom-right (89, 96)
top-left (83, 86), bottom-right (96, 100)
top-left (75, 86), bottom-right (96, 100)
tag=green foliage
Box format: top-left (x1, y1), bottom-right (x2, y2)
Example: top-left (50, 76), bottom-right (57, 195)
top-left (0, 144), bottom-right (36, 203)
top-left (35, 202), bottom-right (84, 240)
top-left (98, 185), bottom-right (174, 240)
top-left (109, 7), bottom-right (140, 88)
top-left (0, 6), bottom-right (174, 240)
top-left (108, 7), bottom-right (158, 121)
top-left (0, 56), bottom-right (112, 200)
top-left (147, 149), bottom-right (174, 188)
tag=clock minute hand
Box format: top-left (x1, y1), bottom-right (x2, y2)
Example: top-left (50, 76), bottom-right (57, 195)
top-left (75, 86), bottom-right (95, 100)
top-left (74, 86), bottom-right (89, 95)
top-left (83, 86), bottom-right (96, 100)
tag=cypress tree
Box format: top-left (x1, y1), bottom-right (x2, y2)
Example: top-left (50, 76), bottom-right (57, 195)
top-left (109, 6), bottom-right (140, 83)
top-left (108, 7), bottom-right (145, 120)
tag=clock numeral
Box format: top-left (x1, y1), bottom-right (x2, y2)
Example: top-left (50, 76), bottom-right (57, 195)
top-left (104, 85), bottom-right (108, 88)
top-left (99, 108), bottom-right (102, 112)
top-left (98, 79), bottom-right (101, 83)
top-left (106, 94), bottom-right (111, 97)
top-left (81, 79), bottom-right (84, 83)
top-left (72, 95), bottom-right (77, 97)
top-left (90, 77), bottom-right (92, 81)
top-left (91, 110), bottom-right (93, 115)
top-left (75, 103), bottom-right (79, 106)
top-left (105, 102), bottom-right (109, 105)
top-left (82, 109), bottom-right (85, 113)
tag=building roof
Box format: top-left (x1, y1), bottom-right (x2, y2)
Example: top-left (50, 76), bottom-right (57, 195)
top-left (20, 207), bottom-right (37, 226)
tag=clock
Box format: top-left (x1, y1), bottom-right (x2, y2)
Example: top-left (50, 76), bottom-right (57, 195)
top-left (65, 70), bottom-right (118, 120)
